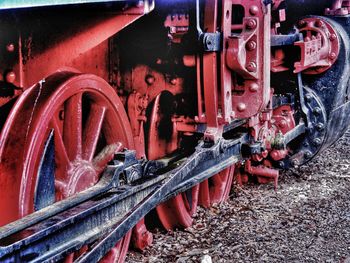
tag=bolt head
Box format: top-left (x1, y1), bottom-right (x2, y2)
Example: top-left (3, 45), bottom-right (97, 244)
top-left (237, 103), bottom-right (247, 112)
top-left (249, 5), bottom-right (259, 15)
top-left (5, 71), bottom-right (16, 83)
top-left (246, 19), bottom-right (257, 29)
top-left (304, 151), bottom-right (312, 159)
top-left (246, 40), bottom-right (257, 51)
top-left (6, 43), bottom-right (15, 52)
top-left (246, 62), bottom-right (257, 72)
top-left (313, 137), bottom-right (322, 146)
top-left (316, 123), bottom-right (324, 131)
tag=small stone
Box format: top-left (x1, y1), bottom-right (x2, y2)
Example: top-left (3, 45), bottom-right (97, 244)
top-left (201, 254), bottom-right (212, 263)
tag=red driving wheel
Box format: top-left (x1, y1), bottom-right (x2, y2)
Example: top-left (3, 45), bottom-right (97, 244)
top-left (0, 72), bottom-right (133, 262)
top-left (198, 166), bottom-right (235, 208)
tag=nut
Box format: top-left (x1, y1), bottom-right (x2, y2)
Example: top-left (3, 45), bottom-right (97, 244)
top-left (246, 62), bottom-right (257, 72)
top-left (5, 71), bottom-right (16, 83)
top-left (246, 19), bottom-right (257, 29)
top-left (246, 40), bottom-right (257, 51)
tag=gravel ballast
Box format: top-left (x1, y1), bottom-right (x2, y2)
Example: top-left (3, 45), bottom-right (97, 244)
top-left (126, 131), bottom-right (350, 263)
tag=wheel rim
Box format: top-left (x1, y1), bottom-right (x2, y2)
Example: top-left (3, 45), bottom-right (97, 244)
top-left (198, 166), bottom-right (235, 208)
top-left (0, 72), bottom-right (133, 262)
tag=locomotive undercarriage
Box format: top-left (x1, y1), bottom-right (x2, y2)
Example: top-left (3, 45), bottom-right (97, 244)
top-left (0, 0), bottom-right (350, 262)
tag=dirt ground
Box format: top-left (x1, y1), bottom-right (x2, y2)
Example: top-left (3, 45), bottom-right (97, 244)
top-left (126, 131), bottom-right (350, 263)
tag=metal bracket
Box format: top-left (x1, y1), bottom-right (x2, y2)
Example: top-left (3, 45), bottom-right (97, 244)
top-left (201, 32), bottom-right (221, 52)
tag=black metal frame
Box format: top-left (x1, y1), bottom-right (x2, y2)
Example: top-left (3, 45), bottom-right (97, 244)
top-left (0, 134), bottom-right (245, 263)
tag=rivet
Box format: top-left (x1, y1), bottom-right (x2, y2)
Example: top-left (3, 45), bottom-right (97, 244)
top-left (249, 83), bottom-right (259, 92)
top-left (329, 33), bottom-right (337, 41)
top-left (305, 94), bottom-right (312, 102)
top-left (237, 103), bottom-right (247, 112)
top-left (279, 120), bottom-right (287, 128)
top-left (246, 19), bottom-right (257, 29)
top-left (145, 75), bottom-right (155, 85)
top-left (313, 137), bottom-right (322, 146)
top-left (313, 107), bottom-right (321, 115)
top-left (170, 78), bottom-right (178, 85)
top-left (6, 43), bottom-right (15, 52)
top-left (5, 71), bottom-right (16, 83)
top-left (297, 20), bottom-right (306, 28)
top-left (329, 52), bottom-right (336, 60)
top-left (316, 123), bottom-right (324, 131)
top-left (246, 40), bottom-right (257, 51)
top-left (278, 161), bottom-right (285, 169)
top-left (315, 19), bottom-right (324, 27)
top-left (249, 5), bottom-right (259, 16)
top-left (246, 62), bottom-right (257, 72)
top-left (304, 151), bottom-right (312, 159)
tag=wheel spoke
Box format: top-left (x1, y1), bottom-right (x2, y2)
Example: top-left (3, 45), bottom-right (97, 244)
top-left (63, 93), bottom-right (83, 161)
top-left (211, 173), bottom-right (223, 186)
top-left (83, 104), bottom-right (106, 161)
top-left (50, 115), bottom-right (70, 174)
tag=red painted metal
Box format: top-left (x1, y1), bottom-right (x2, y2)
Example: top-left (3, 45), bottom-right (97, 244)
top-left (272, 105), bottom-right (296, 135)
top-left (224, 1), bottom-right (271, 119)
top-left (8, 6), bottom-right (147, 90)
top-left (245, 160), bottom-right (279, 190)
top-left (131, 219), bottom-right (153, 251)
top-left (202, 0), bottom-right (221, 141)
top-left (164, 13), bottom-right (190, 43)
top-left (198, 165), bottom-right (235, 208)
top-left (0, 72), bottom-right (134, 261)
top-left (156, 185), bottom-right (200, 230)
top-left (294, 17), bottom-right (340, 74)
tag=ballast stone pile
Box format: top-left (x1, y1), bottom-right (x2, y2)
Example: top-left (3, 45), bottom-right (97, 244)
top-left (127, 130), bottom-right (350, 263)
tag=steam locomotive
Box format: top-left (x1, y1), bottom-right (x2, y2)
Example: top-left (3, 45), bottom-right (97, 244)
top-left (0, 0), bottom-right (349, 262)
